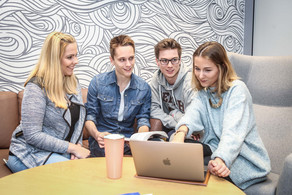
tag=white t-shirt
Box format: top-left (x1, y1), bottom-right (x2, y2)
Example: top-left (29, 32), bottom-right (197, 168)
top-left (118, 81), bottom-right (131, 121)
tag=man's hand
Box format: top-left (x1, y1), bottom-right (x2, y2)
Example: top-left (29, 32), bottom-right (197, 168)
top-left (138, 125), bottom-right (149, 133)
top-left (96, 131), bottom-right (111, 148)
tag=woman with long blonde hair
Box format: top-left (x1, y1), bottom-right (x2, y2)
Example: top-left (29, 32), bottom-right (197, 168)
top-left (7, 32), bottom-right (90, 172)
top-left (172, 42), bottom-right (270, 190)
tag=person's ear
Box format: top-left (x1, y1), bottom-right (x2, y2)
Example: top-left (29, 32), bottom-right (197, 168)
top-left (155, 58), bottom-right (160, 66)
top-left (109, 56), bottom-right (114, 65)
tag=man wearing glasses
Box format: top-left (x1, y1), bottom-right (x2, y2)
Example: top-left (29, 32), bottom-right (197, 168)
top-left (149, 38), bottom-right (195, 138)
top-left (85, 35), bottom-right (151, 157)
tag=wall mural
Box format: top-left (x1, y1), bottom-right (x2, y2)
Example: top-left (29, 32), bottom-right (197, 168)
top-left (0, 0), bottom-right (245, 92)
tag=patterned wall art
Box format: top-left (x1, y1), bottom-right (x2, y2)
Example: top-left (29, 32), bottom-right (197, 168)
top-left (0, 0), bottom-right (248, 92)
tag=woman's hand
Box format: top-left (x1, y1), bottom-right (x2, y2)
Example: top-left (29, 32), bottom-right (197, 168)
top-left (191, 133), bottom-right (201, 141)
top-left (171, 125), bottom-right (188, 143)
top-left (68, 143), bottom-right (90, 159)
top-left (70, 144), bottom-right (82, 160)
top-left (96, 131), bottom-right (111, 148)
top-left (208, 157), bottom-right (230, 177)
top-left (71, 154), bottom-right (78, 160)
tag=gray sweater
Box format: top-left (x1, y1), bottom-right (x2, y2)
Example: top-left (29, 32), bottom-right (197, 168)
top-left (149, 63), bottom-right (195, 129)
top-left (9, 81), bottom-right (86, 168)
top-left (176, 80), bottom-right (271, 190)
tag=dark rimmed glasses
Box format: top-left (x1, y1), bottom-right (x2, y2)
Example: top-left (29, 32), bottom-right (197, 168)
top-left (158, 58), bottom-right (180, 66)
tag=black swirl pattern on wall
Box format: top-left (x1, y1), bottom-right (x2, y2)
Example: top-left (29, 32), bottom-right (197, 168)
top-left (207, 1), bottom-right (244, 53)
top-left (0, 0), bottom-right (246, 92)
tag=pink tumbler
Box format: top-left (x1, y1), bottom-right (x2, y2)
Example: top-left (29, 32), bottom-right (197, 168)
top-left (104, 134), bottom-right (125, 179)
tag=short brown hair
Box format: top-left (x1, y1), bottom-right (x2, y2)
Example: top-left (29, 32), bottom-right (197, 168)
top-left (154, 38), bottom-right (182, 59)
top-left (110, 35), bottom-right (135, 59)
top-left (192, 41), bottom-right (239, 97)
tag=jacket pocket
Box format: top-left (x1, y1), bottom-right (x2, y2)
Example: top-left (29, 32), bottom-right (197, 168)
top-left (97, 94), bottom-right (114, 116)
top-left (130, 99), bottom-right (144, 106)
top-left (128, 98), bottom-right (145, 116)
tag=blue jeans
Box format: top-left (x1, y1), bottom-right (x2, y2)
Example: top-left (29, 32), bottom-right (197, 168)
top-left (6, 155), bottom-right (28, 173)
top-left (44, 153), bottom-right (70, 165)
top-left (6, 153), bottom-right (70, 173)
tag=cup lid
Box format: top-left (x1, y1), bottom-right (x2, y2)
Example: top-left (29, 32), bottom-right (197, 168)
top-left (104, 134), bottom-right (125, 140)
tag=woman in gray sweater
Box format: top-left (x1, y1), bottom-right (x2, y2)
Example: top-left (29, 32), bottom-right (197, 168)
top-left (172, 42), bottom-right (270, 190)
top-left (7, 32), bottom-right (90, 172)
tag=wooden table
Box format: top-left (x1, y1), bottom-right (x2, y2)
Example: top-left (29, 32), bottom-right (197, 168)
top-left (0, 157), bottom-right (244, 195)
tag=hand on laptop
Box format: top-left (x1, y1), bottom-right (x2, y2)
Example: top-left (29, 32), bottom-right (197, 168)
top-left (208, 157), bottom-right (230, 178)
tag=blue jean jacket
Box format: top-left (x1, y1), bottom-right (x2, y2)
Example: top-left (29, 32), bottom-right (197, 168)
top-left (85, 70), bottom-right (151, 138)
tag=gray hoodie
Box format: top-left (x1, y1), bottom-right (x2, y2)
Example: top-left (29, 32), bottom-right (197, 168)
top-left (149, 63), bottom-right (196, 129)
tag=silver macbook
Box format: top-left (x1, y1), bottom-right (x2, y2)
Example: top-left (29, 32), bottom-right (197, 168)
top-left (129, 140), bottom-right (206, 182)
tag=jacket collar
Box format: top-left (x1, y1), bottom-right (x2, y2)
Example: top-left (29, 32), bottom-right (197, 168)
top-left (106, 70), bottom-right (138, 90)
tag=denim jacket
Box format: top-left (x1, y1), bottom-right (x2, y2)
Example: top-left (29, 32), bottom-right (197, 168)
top-left (85, 70), bottom-right (151, 138)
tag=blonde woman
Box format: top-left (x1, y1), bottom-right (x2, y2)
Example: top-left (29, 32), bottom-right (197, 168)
top-left (7, 32), bottom-right (90, 173)
top-left (172, 42), bottom-right (270, 190)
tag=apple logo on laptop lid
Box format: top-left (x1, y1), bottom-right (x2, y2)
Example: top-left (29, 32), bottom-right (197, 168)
top-left (163, 158), bottom-right (171, 166)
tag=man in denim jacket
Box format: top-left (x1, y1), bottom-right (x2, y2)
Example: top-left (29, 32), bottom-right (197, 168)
top-left (85, 35), bottom-right (151, 157)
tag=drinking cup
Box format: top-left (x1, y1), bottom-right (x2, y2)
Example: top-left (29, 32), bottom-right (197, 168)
top-left (104, 134), bottom-right (125, 179)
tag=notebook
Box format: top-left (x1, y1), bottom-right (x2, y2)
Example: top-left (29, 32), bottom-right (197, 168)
top-left (129, 140), bottom-right (208, 184)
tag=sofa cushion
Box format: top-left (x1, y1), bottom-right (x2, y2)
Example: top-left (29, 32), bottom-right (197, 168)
top-left (81, 88), bottom-right (88, 104)
top-left (253, 104), bottom-right (292, 175)
top-left (228, 53), bottom-right (292, 107)
top-left (228, 52), bottom-right (292, 107)
top-left (246, 56), bottom-right (292, 107)
top-left (81, 88), bottom-right (90, 140)
top-left (0, 92), bottom-right (19, 149)
top-left (17, 90), bottom-right (24, 121)
top-left (276, 153), bottom-right (292, 195)
top-left (244, 172), bottom-right (279, 195)
top-left (0, 149), bottom-right (12, 178)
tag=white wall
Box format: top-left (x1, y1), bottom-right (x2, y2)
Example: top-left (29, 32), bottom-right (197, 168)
top-left (253, 0), bottom-right (292, 56)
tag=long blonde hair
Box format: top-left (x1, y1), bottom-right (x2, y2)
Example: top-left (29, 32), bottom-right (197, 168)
top-left (192, 41), bottom-right (239, 97)
top-left (25, 32), bottom-right (77, 109)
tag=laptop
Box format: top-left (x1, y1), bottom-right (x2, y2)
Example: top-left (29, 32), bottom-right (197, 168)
top-left (129, 140), bottom-right (206, 182)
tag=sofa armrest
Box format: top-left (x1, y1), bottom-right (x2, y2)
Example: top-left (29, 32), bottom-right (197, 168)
top-left (276, 153), bottom-right (292, 195)
top-left (0, 92), bottom-right (19, 149)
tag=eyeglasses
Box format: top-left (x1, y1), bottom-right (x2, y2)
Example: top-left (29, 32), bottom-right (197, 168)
top-left (158, 58), bottom-right (180, 66)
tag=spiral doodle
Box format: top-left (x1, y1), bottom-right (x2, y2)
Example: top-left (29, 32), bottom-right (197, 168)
top-left (0, 0), bottom-right (247, 92)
